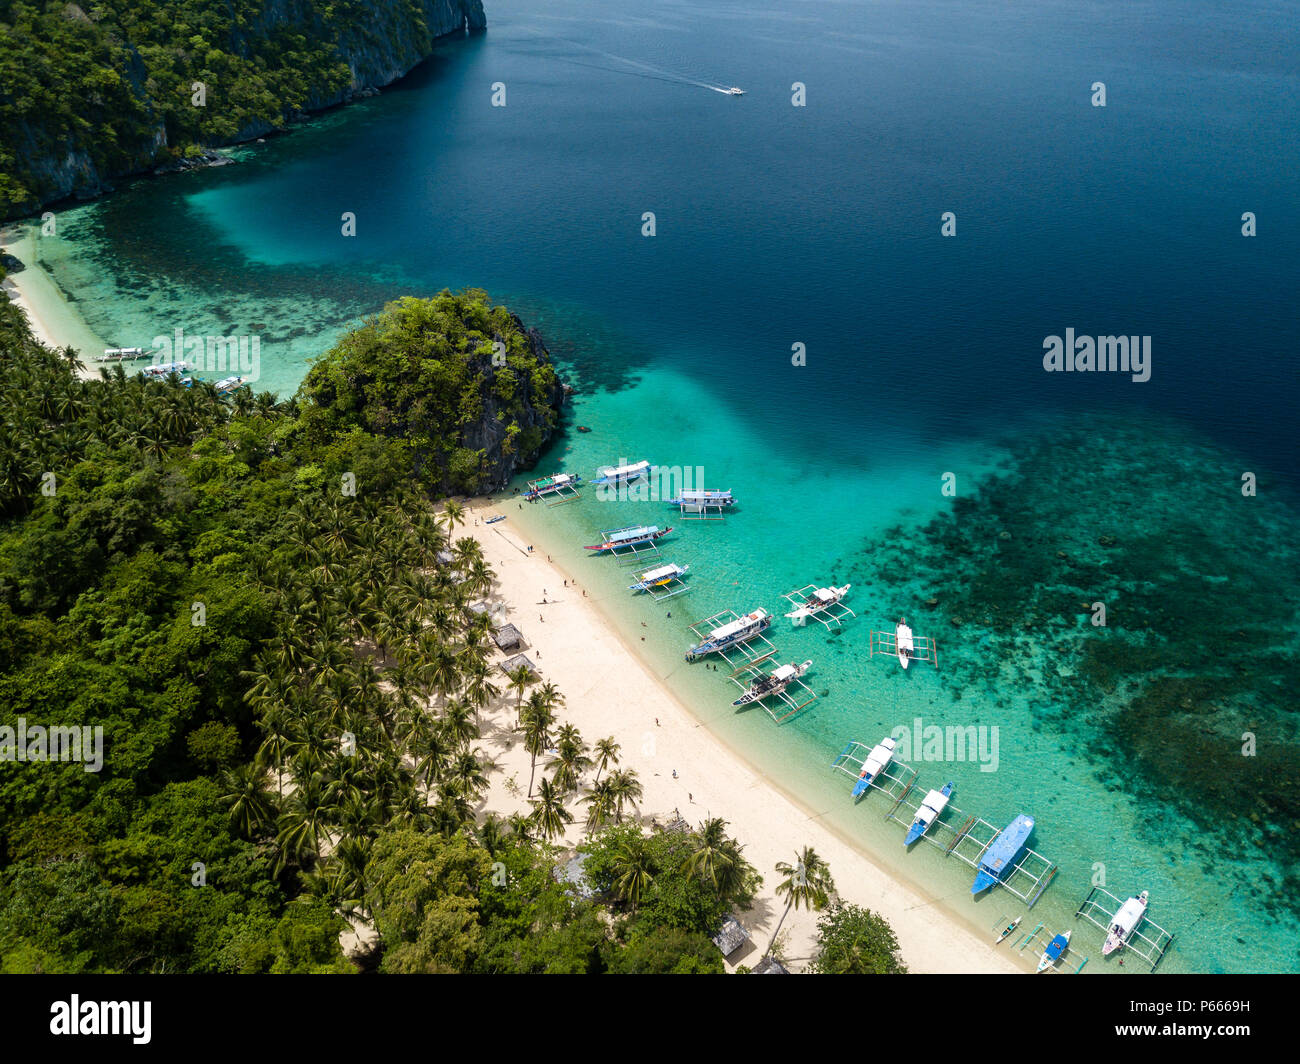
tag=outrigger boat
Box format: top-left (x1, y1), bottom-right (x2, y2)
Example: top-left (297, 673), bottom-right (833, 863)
top-left (143, 360), bottom-right (190, 377)
top-left (1102, 891), bottom-right (1149, 957)
top-left (994, 915), bottom-right (1022, 945)
top-left (971, 814), bottom-right (1035, 894)
top-left (731, 660), bottom-right (811, 707)
top-left (904, 782), bottom-right (954, 845)
top-left (896, 619), bottom-right (915, 668)
top-left (214, 375), bottom-right (244, 393)
top-left (485, 515), bottom-right (506, 524)
top-left (524, 472), bottom-right (582, 501)
top-left (100, 347), bottom-right (146, 361)
top-left (852, 737), bottom-right (896, 798)
top-left (592, 460), bottom-right (650, 486)
top-left (785, 584), bottom-right (851, 626)
top-left (585, 525), bottom-right (672, 553)
top-left (628, 562), bottom-right (689, 593)
top-left (666, 488), bottom-right (734, 508)
top-left (686, 607), bottom-right (770, 661)
top-left (1037, 930), bottom-right (1071, 973)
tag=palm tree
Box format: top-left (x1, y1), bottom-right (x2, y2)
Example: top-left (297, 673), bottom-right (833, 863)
top-left (529, 777), bottom-right (574, 841)
top-left (505, 663), bottom-right (535, 715)
top-left (448, 747), bottom-right (490, 803)
top-left (439, 499), bottom-right (465, 537)
top-left (593, 736), bottom-right (620, 783)
top-left (766, 847), bottom-right (836, 957)
top-left (518, 695), bottom-right (555, 798)
top-left (581, 778), bottom-right (617, 832)
top-left (683, 816), bottom-right (736, 892)
top-left (610, 832), bottom-right (656, 909)
top-left (440, 698), bottom-right (480, 749)
top-left (219, 763), bottom-right (277, 837)
top-left (606, 768), bottom-right (643, 824)
top-left (549, 723), bottom-right (593, 794)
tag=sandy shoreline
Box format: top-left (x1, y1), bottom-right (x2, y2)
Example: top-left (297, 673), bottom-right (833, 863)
top-left (2, 225), bottom-right (108, 380)
top-left (462, 501), bottom-right (1027, 973)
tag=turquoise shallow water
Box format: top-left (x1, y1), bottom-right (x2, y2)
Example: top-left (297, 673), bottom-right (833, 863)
top-left (19, 0), bottom-right (1300, 971)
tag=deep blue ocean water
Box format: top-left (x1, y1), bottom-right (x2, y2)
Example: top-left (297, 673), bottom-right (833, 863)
top-left (26, 0), bottom-right (1300, 971)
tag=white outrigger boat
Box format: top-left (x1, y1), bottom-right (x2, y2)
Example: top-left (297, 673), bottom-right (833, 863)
top-left (524, 472), bottom-right (582, 502)
top-left (100, 346), bottom-right (146, 361)
top-left (731, 660), bottom-right (811, 707)
top-left (686, 607), bottom-right (770, 661)
top-left (143, 360), bottom-right (190, 377)
top-left (784, 584), bottom-right (851, 627)
top-left (1102, 891), bottom-right (1149, 957)
top-left (896, 619), bottom-right (915, 668)
top-left (994, 915), bottom-right (1022, 945)
top-left (214, 375), bottom-right (245, 393)
top-left (592, 459), bottom-right (650, 487)
top-left (904, 781), bottom-right (954, 845)
top-left (628, 562), bottom-right (689, 593)
top-left (852, 737), bottom-right (896, 798)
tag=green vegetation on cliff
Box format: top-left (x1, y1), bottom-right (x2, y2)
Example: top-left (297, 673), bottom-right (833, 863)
top-left (0, 0), bottom-right (485, 217)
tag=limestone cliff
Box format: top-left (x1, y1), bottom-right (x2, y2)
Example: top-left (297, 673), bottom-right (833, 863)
top-left (0, 0), bottom-right (486, 219)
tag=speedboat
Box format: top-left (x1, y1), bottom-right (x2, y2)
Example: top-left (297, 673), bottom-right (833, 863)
top-left (903, 782), bottom-right (953, 845)
top-left (852, 737), bottom-right (896, 798)
top-left (726, 87), bottom-right (744, 95)
top-left (1037, 930), bottom-right (1071, 972)
top-left (1103, 891), bottom-right (1149, 956)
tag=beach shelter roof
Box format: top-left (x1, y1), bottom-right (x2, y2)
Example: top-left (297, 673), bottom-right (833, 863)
top-left (711, 915), bottom-right (749, 957)
top-left (498, 653), bottom-right (539, 677)
top-left (493, 623), bottom-right (523, 650)
top-left (435, 550), bottom-right (454, 566)
top-left (467, 600), bottom-right (491, 616)
top-left (752, 957), bottom-right (789, 974)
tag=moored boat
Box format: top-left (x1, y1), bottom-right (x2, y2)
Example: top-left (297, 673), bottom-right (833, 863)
top-left (666, 488), bottom-right (734, 508)
top-left (904, 781), bottom-right (954, 845)
top-left (785, 584), bottom-right (850, 626)
top-left (852, 736), bottom-right (896, 798)
top-left (994, 915), bottom-right (1022, 945)
top-left (896, 619), bottom-right (915, 668)
top-left (1102, 891), bottom-right (1149, 956)
top-left (143, 360), bottom-right (189, 377)
top-left (686, 607), bottom-right (770, 660)
top-left (524, 472), bottom-right (582, 500)
top-left (584, 525), bottom-right (672, 552)
top-left (214, 375), bottom-right (244, 393)
top-left (592, 459), bottom-right (650, 486)
top-left (971, 814), bottom-right (1035, 894)
top-left (1037, 930), bottom-right (1071, 972)
top-left (628, 562), bottom-right (689, 592)
top-left (100, 346), bottom-right (146, 361)
top-left (731, 660), bottom-right (811, 707)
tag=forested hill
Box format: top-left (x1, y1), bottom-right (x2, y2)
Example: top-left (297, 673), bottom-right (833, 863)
top-left (0, 0), bottom-right (487, 219)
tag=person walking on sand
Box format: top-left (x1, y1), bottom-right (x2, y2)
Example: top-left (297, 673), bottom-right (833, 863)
top-left (672, 770), bottom-right (677, 779)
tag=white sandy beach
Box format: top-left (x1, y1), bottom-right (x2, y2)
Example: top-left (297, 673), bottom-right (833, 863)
top-left (2, 225), bottom-right (107, 379)
top-left (462, 504), bottom-right (1027, 974)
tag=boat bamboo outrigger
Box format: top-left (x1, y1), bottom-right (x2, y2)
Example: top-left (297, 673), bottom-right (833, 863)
top-left (869, 617), bottom-right (938, 668)
top-left (214, 375), bottom-right (245, 394)
top-left (947, 813), bottom-right (1057, 907)
top-left (904, 782), bottom-right (954, 846)
top-left (143, 360), bottom-right (190, 377)
top-left (830, 738), bottom-right (918, 806)
top-left (1075, 887), bottom-right (1172, 970)
top-left (970, 814), bottom-right (1036, 895)
top-left (627, 562), bottom-right (691, 601)
top-left (99, 347), bottom-right (147, 362)
top-left (592, 460), bottom-right (651, 487)
top-left (585, 525), bottom-right (673, 564)
top-left (685, 607), bottom-right (772, 663)
top-left (729, 659), bottom-right (815, 723)
top-left (994, 915), bottom-right (1022, 945)
top-left (783, 583), bottom-right (854, 628)
top-left (1037, 930), bottom-right (1071, 973)
top-left (667, 488), bottom-right (734, 521)
top-left (524, 472), bottom-right (582, 504)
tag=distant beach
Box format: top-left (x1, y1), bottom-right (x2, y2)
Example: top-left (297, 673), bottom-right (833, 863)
top-left (1, 225), bottom-right (106, 380)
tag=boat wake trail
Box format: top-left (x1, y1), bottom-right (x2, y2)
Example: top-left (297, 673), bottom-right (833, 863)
top-left (514, 27), bottom-right (736, 95)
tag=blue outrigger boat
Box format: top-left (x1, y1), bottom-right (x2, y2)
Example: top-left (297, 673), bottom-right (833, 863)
top-left (971, 814), bottom-right (1035, 894)
top-left (904, 782), bottom-right (954, 845)
top-left (1037, 929), bottom-right (1071, 972)
top-left (851, 737), bottom-right (896, 798)
top-left (666, 488), bottom-right (734, 508)
top-left (584, 525), bottom-right (672, 552)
